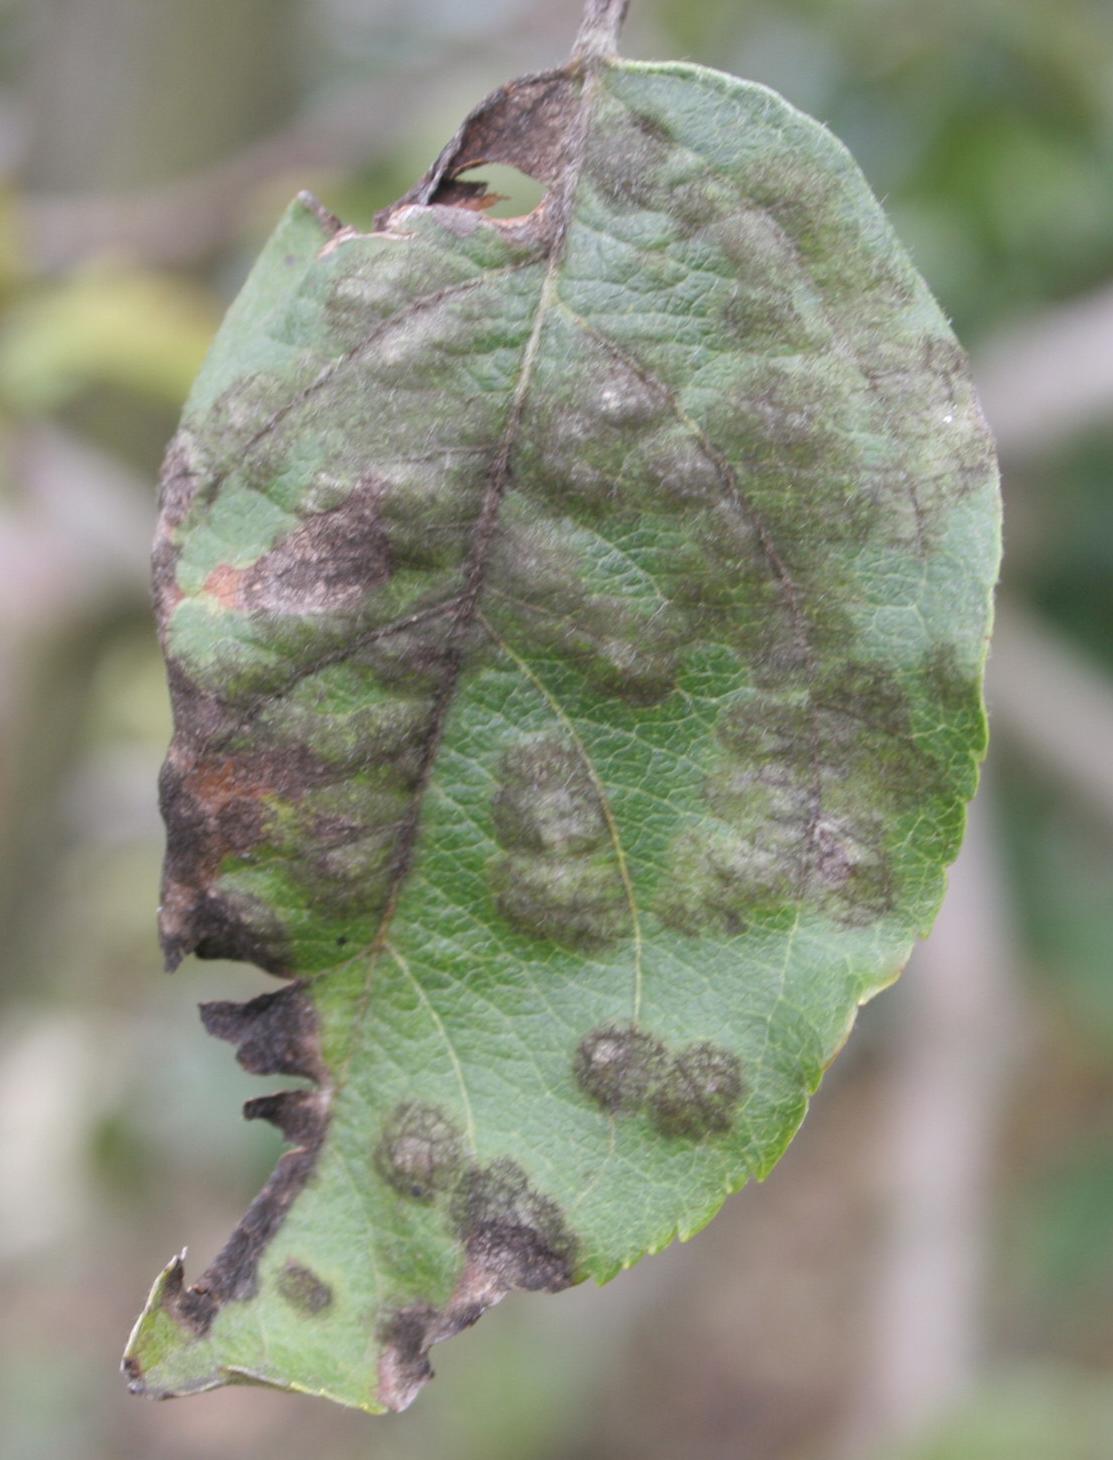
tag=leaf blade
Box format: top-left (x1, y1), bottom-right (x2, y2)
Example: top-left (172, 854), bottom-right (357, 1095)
top-left (126, 51), bottom-right (999, 1413)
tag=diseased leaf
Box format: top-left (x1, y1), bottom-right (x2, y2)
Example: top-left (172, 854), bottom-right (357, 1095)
top-left (124, 0), bottom-right (999, 1414)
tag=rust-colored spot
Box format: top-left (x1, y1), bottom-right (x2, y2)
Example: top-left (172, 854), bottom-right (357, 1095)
top-left (202, 563), bottom-right (250, 610)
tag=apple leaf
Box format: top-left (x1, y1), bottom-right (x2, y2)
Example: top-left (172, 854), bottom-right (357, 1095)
top-left (124, 0), bottom-right (999, 1414)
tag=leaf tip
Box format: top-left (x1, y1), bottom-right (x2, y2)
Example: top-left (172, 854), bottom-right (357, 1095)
top-left (293, 189), bottom-right (343, 238)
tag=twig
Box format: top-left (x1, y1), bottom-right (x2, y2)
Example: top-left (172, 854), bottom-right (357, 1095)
top-left (838, 778), bottom-right (1022, 1453)
top-left (572, 0), bottom-right (630, 59)
top-left (988, 599), bottom-right (1113, 826)
top-left (19, 13), bottom-right (574, 272)
top-left (975, 283), bottom-right (1113, 458)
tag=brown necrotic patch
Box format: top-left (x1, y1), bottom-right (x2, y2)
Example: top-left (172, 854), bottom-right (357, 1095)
top-left (276, 1261), bottom-right (333, 1315)
top-left (377, 1157), bottom-right (581, 1411)
top-left (156, 429), bottom-right (204, 531)
top-left (242, 476), bottom-right (393, 618)
top-left (649, 1041), bottom-right (745, 1139)
top-left (156, 722), bottom-right (340, 972)
top-left (374, 1102), bottom-right (464, 1203)
top-left (574, 1023), bottom-right (669, 1113)
top-left (152, 431), bottom-right (205, 627)
top-left (201, 983), bottom-right (323, 1082)
top-left (379, 70), bottom-right (578, 230)
top-left (156, 989), bottom-right (329, 1337)
top-left (244, 1089), bottom-right (323, 1145)
top-left (449, 1158), bottom-right (577, 1292)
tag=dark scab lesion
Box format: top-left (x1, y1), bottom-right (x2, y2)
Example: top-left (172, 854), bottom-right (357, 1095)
top-left (649, 1042), bottom-right (745, 1140)
top-left (121, 1353), bottom-right (144, 1393)
top-left (812, 814), bottom-right (897, 926)
top-left (378, 1305), bottom-right (437, 1400)
top-left (573, 1023), bottom-right (746, 1141)
top-left (200, 371), bottom-right (292, 487)
top-left (716, 693), bottom-right (812, 766)
top-left (584, 107), bottom-right (672, 213)
top-left (491, 738), bottom-right (606, 855)
top-left (574, 1023), bottom-right (669, 1114)
top-left (156, 429), bottom-right (204, 531)
top-left (449, 1158), bottom-right (577, 1292)
top-left (654, 824), bottom-right (795, 938)
top-left (374, 1102), bottom-right (464, 1203)
top-left (493, 851), bottom-right (628, 949)
top-left (242, 476), bottom-right (393, 619)
top-left (628, 108), bottom-right (674, 147)
top-left (488, 734), bottom-right (628, 950)
top-left (276, 1260), bottom-right (333, 1315)
top-left (488, 526), bottom-right (681, 707)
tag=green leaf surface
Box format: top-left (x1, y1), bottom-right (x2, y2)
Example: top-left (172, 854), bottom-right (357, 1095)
top-left (124, 4), bottom-right (999, 1415)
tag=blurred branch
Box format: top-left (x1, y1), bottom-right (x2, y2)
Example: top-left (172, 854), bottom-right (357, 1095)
top-left (21, 81), bottom-right (410, 270)
top-left (0, 423), bottom-right (150, 638)
top-left (18, 12), bottom-right (575, 272)
top-left (987, 599), bottom-right (1113, 826)
top-left (0, 424), bottom-right (151, 984)
top-left (976, 284), bottom-right (1113, 458)
top-left (840, 594), bottom-right (1113, 1450)
top-left (839, 780), bottom-right (1022, 1454)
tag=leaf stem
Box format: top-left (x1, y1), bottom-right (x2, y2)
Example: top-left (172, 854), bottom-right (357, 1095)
top-left (572, 0), bottom-right (630, 61)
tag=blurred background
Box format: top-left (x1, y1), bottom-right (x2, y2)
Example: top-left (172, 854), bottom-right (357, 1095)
top-left (1, 1), bottom-right (1112, 1457)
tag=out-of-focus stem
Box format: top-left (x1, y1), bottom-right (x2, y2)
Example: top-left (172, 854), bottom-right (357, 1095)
top-left (989, 600), bottom-right (1113, 826)
top-left (838, 779), bottom-right (1022, 1454)
top-left (572, 0), bottom-right (630, 60)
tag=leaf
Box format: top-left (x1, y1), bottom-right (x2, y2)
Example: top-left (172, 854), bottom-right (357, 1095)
top-left (123, 0), bottom-right (999, 1415)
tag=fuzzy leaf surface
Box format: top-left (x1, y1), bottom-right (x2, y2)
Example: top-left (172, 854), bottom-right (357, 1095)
top-left (125, 46), bottom-right (1000, 1413)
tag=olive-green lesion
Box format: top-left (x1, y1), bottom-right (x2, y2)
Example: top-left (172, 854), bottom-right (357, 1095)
top-left (486, 735), bottom-right (630, 948)
top-left (276, 1262), bottom-right (334, 1316)
top-left (657, 648), bottom-right (982, 938)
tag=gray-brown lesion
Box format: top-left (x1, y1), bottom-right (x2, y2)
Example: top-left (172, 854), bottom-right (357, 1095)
top-left (374, 1154), bottom-right (580, 1411)
top-left (574, 1023), bottom-right (670, 1113)
top-left (488, 736), bottom-right (629, 948)
top-left (374, 1102), bottom-right (465, 1203)
top-left (573, 1021), bottom-right (746, 1139)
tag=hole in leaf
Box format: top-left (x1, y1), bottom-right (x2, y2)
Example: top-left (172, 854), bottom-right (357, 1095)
top-left (453, 164), bottom-right (547, 219)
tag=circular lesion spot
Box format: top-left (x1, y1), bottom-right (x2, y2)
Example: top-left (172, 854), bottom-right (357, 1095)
top-left (374, 1101), bottom-right (464, 1203)
top-left (449, 1157), bottom-right (577, 1292)
top-left (649, 1042), bottom-right (745, 1139)
top-left (574, 1023), bottom-right (669, 1113)
top-left (488, 735), bottom-right (629, 949)
top-left (572, 1024), bottom-right (746, 1141)
top-left (492, 738), bottom-right (606, 855)
top-left (276, 1260), bottom-right (333, 1315)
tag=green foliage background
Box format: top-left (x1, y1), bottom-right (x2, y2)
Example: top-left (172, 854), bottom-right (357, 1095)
top-left (0, 2), bottom-right (1110, 1458)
